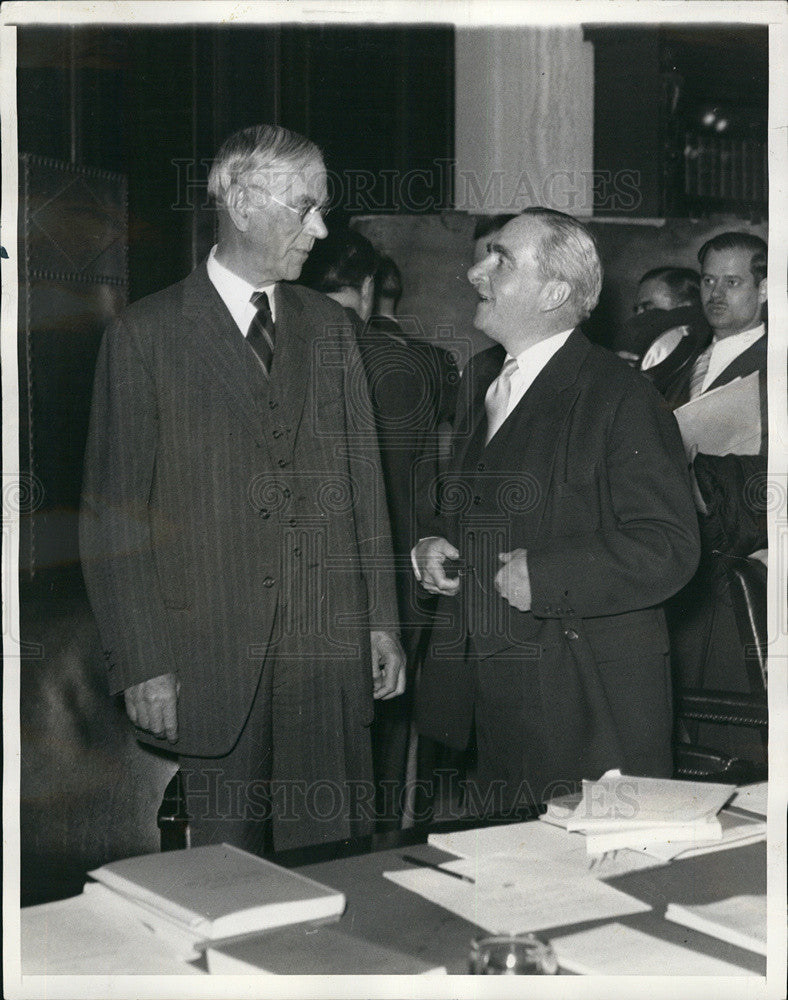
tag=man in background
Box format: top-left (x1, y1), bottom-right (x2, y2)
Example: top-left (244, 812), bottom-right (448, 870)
top-left (301, 227), bottom-right (447, 827)
top-left (80, 125), bottom-right (404, 854)
top-left (615, 266), bottom-right (710, 402)
top-left (413, 208), bottom-right (699, 815)
top-left (664, 233), bottom-right (768, 747)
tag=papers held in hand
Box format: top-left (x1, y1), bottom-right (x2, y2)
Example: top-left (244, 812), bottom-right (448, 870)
top-left (673, 371), bottom-right (761, 459)
top-left (87, 843), bottom-right (345, 951)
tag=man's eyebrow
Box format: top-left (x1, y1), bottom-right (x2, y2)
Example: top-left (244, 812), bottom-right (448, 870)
top-left (489, 241), bottom-right (516, 264)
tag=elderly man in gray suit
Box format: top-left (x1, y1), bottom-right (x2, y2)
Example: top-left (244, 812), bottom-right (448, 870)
top-left (80, 125), bottom-right (405, 853)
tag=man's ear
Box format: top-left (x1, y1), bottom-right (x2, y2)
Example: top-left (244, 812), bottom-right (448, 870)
top-left (757, 277), bottom-right (768, 305)
top-left (225, 183), bottom-right (253, 233)
top-left (540, 279), bottom-right (572, 312)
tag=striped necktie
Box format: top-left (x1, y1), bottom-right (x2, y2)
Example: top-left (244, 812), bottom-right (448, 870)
top-left (484, 357), bottom-right (518, 444)
top-left (247, 291), bottom-right (276, 377)
top-left (688, 344), bottom-right (713, 400)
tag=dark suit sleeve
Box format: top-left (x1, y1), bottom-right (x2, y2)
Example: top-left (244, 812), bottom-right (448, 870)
top-left (339, 321), bottom-right (401, 636)
top-left (528, 388), bottom-right (701, 618)
top-left (79, 316), bottom-right (176, 695)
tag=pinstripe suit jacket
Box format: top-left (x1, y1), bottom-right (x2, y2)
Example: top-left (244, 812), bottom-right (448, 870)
top-left (80, 263), bottom-right (398, 757)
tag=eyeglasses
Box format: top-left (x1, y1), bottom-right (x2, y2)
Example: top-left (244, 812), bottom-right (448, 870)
top-left (247, 184), bottom-right (329, 226)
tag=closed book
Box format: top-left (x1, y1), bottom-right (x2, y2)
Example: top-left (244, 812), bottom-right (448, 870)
top-left (88, 843), bottom-right (345, 943)
top-left (665, 895), bottom-right (766, 956)
top-left (565, 775), bottom-right (734, 833)
top-left (584, 816), bottom-right (722, 855)
top-left (206, 923), bottom-right (447, 975)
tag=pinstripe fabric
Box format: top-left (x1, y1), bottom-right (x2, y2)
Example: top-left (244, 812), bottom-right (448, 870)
top-left (80, 262), bottom-right (398, 812)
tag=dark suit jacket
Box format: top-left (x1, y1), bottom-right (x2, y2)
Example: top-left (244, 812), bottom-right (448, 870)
top-left (80, 263), bottom-right (398, 758)
top-left (416, 330), bottom-right (700, 782)
top-left (347, 312), bottom-right (445, 656)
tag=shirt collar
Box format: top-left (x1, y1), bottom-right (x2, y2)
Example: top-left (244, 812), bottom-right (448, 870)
top-left (509, 327), bottom-right (575, 373)
top-left (206, 245), bottom-right (277, 331)
top-left (711, 323), bottom-right (765, 351)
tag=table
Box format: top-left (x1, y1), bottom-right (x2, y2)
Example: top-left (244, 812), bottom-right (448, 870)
top-left (16, 823), bottom-right (767, 978)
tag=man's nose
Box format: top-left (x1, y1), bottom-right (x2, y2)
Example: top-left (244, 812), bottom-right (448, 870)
top-left (305, 211), bottom-right (328, 239)
top-left (707, 281), bottom-right (724, 300)
top-left (468, 259), bottom-right (486, 285)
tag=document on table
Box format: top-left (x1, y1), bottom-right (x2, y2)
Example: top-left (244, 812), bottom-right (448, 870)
top-left (550, 921), bottom-right (762, 976)
top-left (21, 889), bottom-right (202, 975)
top-left (429, 813), bottom-right (664, 877)
top-left (673, 371), bottom-right (761, 458)
top-left (728, 782), bottom-right (768, 818)
top-left (384, 854), bottom-right (651, 935)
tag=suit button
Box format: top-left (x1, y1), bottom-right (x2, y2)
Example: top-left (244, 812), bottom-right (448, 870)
top-left (289, 518), bottom-right (297, 527)
top-left (268, 399), bottom-right (278, 409)
top-left (263, 576), bottom-right (275, 588)
top-left (472, 495), bottom-right (481, 506)
top-left (273, 429), bottom-right (282, 439)
top-left (259, 507), bottom-right (270, 519)
top-left (477, 462), bottom-right (485, 472)
top-left (564, 627), bottom-right (579, 640)
top-left (293, 547), bottom-right (301, 556)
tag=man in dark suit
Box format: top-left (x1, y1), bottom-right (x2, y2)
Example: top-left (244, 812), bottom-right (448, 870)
top-left (301, 226), bottom-right (451, 827)
top-left (663, 233), bottom-right (768, 753)
top-left (80, 125), bottom-right (405, 853)
top-left (412, 208), bottom-right (700, 815)
top-left (613, 266), bottom-right (711, 401)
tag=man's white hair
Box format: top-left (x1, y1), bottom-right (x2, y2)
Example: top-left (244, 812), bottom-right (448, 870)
top-left (207, 124), bottom-right (323, 208)
top-left (521, 207), bottom-right (603, 321)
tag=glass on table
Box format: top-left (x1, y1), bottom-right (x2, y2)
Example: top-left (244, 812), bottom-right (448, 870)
top-left (468, 933), bottom-right (559, 975)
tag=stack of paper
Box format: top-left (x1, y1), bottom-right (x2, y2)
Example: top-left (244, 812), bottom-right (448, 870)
top-left (86, 843), bottom-right (346, 959)
top-left (563, 775), bottom-right (735, 856)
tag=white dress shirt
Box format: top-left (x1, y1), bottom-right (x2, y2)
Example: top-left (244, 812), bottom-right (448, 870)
top-left (497, 328), bottom-right (574, 421)
top-left (701, 323), bottom-right (764, 395)
top-left (412, 327), bottom-right (574, 580)
top-left (206, 245), bottom-right (276, 334)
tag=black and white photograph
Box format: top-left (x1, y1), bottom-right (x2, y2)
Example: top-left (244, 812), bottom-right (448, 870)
top-left (1, 1), bottom-right (786, 997)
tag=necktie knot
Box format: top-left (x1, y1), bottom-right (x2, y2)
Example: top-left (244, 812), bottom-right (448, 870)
top-left (247, 291), bottom-right (276, 376)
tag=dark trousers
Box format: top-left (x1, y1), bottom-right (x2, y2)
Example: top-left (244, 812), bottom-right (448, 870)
top-left (179, 652), bottom-right (375, 854)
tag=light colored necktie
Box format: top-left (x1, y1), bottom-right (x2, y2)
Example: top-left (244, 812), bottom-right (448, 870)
top-left (688, 344), bottom-right (713, 400)
top-left (484, 357), bottom-right (518, 443)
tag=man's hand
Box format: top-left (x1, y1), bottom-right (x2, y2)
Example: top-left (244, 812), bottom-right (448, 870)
top-left (124, 673), bottom-right (180, 743)
top-left (370, 630), bottom-right (406, 700)
top-left (412, 536), bottom-right (461, 596)
top-left (494, 549), bottom-right (532, 611)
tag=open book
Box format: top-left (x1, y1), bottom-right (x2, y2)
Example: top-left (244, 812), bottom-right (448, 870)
top-left (88, 843), bottom-right (345, 948)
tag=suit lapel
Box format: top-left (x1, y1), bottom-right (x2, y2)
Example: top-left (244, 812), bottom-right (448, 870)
top-left (271, 283), bottom-right (310, 450)
top-left (181, 263), bottom-right (268, 448)
top-left (498, 330), bottom-right (589, 537)
top-left (704, 333), bottom-right (767, 392)
top-left (452, 345), bottom-right (505, 471)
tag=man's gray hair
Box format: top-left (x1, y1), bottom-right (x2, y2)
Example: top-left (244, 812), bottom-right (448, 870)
top-left (520, 207), bottom-right (603, 321)
top-left (207, 124), bottom-right (323, 207)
